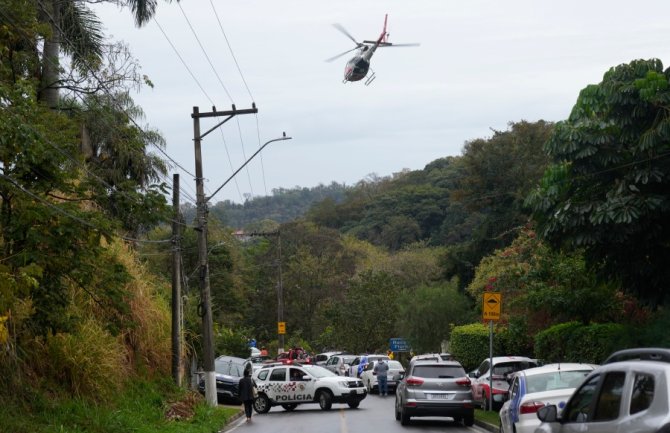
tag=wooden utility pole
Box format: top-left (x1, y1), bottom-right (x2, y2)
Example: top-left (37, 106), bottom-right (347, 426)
top-left (192, 104), bottom-right (258, 406)
top-left (171, 173), bottom-right (182, 386)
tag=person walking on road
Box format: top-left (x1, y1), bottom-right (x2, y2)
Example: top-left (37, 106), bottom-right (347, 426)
top-left (374, 359), bottom-right (389, 396)
top-left (238, 369), bottom-right (256, 422)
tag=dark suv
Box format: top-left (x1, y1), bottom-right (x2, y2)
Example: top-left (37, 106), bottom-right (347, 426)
top-left (198, 355), bottom-right (253, 404)
top-left (395, 360), bottom-right (475, 426)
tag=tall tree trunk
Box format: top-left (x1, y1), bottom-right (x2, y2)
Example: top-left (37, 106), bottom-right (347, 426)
top-left (39, 0), bottom-right (61, 109)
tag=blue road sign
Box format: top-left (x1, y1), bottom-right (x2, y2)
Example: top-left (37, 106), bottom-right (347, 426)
top-left (390, 338), bottom-right (410, 352)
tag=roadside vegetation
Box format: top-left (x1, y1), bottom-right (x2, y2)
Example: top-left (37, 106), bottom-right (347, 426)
top-left (2, 0), bottom-right (670, 431)
top-left (0, 378), bottom-right (238, 433)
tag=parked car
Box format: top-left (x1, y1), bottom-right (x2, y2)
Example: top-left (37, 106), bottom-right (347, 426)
top-left (325, 354), bottom-right (356, 376)
top-left (395, 359), bottom-right (475, 426)
top-left (360, 359), bottom-right (405, 393)
top-left (252, 363), bottom-right (367, 413)
top-left (410, 353), bottom-right (455, 363)
top-left (498, 363), bottom-right (597, 433)
top-left (535, 348), bottom-right (670, 433)
top-left (347, 354), bottom-right (390, 377)
top-left (198, 355), bottom-right (253, 404)
top-left (313, 351), bottom-right (341, 366)
top-left (470, 356), bottom-right (538, 410)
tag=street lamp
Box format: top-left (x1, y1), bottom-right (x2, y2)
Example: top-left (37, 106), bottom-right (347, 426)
top-left (206, 133), bottom-right (293, 203)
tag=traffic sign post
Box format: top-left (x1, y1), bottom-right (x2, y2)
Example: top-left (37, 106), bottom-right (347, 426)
top-left (483, 292), bottom-right (502, 411)
top-left (278, 321), bottom-right (286, 335)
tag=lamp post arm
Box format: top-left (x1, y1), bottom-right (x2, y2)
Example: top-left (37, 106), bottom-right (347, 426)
top-left (206, 134), bottom-right (292, 203)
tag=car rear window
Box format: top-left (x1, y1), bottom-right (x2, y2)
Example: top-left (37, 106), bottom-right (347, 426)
top-left (525, 370), bottom-right (591, 393)
top-left (412, 365), bottom-right (465, 378)
top-left (492, 361), bottom-right (536, 376)
top-left (388, 361), bottom-right (403, 369)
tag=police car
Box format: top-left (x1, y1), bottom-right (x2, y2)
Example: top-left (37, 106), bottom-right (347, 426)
top-left (252, 363), bottom-right (367, 413)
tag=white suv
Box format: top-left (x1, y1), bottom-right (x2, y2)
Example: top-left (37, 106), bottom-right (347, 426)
top-left (253, 363), bottom-right (367, 413)
top-left (535, 348), bottom-right (670, 433)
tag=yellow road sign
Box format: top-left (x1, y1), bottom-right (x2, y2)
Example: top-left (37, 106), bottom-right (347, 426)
top-left (483, 293), bottom-right (502, 321)
top-left (278, 321), bottom-right (286, 335)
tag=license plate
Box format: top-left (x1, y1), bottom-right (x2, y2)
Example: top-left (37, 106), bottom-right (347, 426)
top-left (426, 393), bottom-right (455, 400)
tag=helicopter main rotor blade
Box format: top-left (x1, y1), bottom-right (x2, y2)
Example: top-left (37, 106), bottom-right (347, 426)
top-left (363, 41), bottom-right (421, 47)
top-left (332, 23), bottom-right (361, 46)
top-left (324, 46), bottom-right (359, 63)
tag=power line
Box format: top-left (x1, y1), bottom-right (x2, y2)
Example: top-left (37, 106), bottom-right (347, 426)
top-left (152, 16), bottom-right (216, 108)
top-left (177, 1), bottom-right (234, 103)
top-left (208, 0), bottom-right (254, 102)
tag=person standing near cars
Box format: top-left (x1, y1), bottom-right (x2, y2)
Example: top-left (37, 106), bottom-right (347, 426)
top-left (374, 359), bottom-right (389, 396)
top-left (238, 369), bottom-right (256, 422)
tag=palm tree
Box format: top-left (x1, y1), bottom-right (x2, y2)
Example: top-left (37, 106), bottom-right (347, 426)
top-left (38, 0), bottom-right (163, 107)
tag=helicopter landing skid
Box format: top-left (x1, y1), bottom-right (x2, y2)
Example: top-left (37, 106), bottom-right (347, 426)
top-left (364, 70), bottom-right (376, 86)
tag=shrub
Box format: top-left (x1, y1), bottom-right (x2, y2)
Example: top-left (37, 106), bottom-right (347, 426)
top-left (535, 322), bottom-right (634, 364)
top-left (451, 323), bottom-right (495, 371)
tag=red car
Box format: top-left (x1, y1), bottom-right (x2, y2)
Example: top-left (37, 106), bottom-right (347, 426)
top-left (276, 347), bottom-right (312, 365)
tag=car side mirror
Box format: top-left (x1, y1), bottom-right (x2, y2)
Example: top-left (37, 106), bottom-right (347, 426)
top-left (302, 375), bottom-right (312, 381)
top-left (536, 405), bottom-right (558, 422)
top-left (468, 372), bottom-right (478, 378)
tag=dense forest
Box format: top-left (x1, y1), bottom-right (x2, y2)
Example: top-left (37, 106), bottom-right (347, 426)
top-left (2, 0), bottom-right (670, 431)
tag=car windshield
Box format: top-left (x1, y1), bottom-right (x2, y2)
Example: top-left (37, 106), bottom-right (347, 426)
top-left (526, 370), bottom-right (592, 393)
top-left (215, 359), bottom-right (245, 376)
top-left (412, 365), bottom-right (465, 378)
top-left (302, 365), bottom-right (338, 378)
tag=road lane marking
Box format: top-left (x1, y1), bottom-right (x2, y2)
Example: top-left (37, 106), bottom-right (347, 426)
top-left (340, 408), bottom-right (348, 433)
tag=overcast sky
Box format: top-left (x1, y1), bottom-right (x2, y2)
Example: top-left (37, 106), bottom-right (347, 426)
top-left (93, 0), bottom-right (670, 205)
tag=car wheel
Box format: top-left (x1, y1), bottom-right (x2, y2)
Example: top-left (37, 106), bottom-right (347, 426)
top-left (480, 394), bottom-right (489, 410)
top-left (318, 390), bottom-right (333, 410)
top-left (347, 401), bottom-right (360, 409)
top-left (253, 394), bottom-right (271, 414)
top-left (400, 406), bottom-right (411, 425)
top-left (281, 404), bottom-right (298, 411)
top-left (464, 414), bottom-right (474, 427)
top-left (395, 396), bottom-right (401, 420)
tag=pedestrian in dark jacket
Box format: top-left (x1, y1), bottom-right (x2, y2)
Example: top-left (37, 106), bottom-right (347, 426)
top-left (374, 359), bottom-right (390, 396)
top-left (238, 369), bottom-right (255, 422)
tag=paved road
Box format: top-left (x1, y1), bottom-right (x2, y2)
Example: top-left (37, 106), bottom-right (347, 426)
top-left (222, 392), bottom-right (490, 433)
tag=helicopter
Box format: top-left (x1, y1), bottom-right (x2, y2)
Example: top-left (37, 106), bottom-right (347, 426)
top-left (326, 14), bottom-right (420, 85)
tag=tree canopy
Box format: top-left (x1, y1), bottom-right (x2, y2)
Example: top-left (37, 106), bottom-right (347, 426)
top-left (527, 58), bottom-right (670, 306)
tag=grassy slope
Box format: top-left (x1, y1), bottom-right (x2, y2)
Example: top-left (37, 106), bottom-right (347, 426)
top-left (0, 378), bottom-right (239, 433)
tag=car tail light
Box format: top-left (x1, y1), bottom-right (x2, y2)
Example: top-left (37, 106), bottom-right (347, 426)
top-left (520, 401), bottom-right (546, 414)
top-left (455, 377), bottom-right (471, 387)
top-left (406, 377), bottom-right (424, 386)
